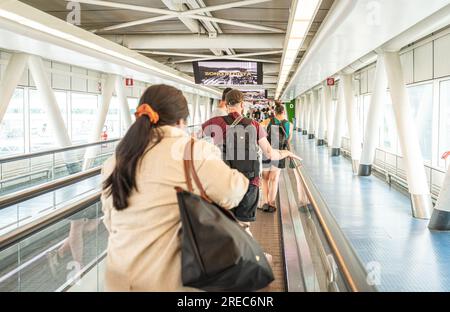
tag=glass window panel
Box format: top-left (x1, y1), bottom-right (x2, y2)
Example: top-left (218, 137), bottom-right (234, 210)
top-left (408, 83), bottom-right (433, 162)
top-left (128, 97), bottom-right (138, 120)
top-left (105, 97), bottom-right (120, 139)
top-left (380, 92), bottom-right (398, 153)
top-left (439, 80), bottom-right (450, 168)
top-left (0, 88), bottom-right (24, 156)
top-left (71, 93), bottom-right (98, 144)
top-left (121, 97), bottom-right (138, 135)
top-left (29, 89), bottom-right (58, 152)
top-left (187, 104), bottom-right (193, 126)
top-left (55, 91), bottom-right (68, 127)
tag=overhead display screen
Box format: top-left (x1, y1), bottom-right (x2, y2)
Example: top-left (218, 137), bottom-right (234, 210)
top-left (242, 90), bottom-right (268, 101)
top-left (193, 61), bottom-right (263, 86)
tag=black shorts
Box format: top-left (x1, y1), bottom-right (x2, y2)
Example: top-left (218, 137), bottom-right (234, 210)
top-left (262, 157), bottom-right (286, 169)
top-left (231, 184), bottom-right (259, 222)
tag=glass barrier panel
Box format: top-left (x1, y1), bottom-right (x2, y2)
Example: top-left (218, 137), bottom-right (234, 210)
top-left (0, 202), bottom-right (107, 292)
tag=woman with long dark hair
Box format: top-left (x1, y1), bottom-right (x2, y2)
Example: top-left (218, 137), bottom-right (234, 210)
top-left (101, 85), bottom-right (249, 291)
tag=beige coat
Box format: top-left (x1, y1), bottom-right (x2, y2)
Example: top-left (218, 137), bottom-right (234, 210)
top-left (101, 126), bottom-right (249, 291)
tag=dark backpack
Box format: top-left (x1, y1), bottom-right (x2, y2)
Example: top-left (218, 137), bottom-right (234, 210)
top-left (222, 116), bottom-right (260, 179)
top-left (267, 118), bottom-right (289, 150)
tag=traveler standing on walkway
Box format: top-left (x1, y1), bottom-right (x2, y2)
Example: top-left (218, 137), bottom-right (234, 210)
top-left (261, 103), bottom-right (294, 213)
top-left (202, 90), bottom-right (300, 234)
top-left (211, 88), bottom-right (232, 118)
top-left (101, 85), bottom-right (249, 291)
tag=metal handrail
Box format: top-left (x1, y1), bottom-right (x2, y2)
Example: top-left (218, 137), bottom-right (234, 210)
top-left (0, 125), bottom-right (203, 165)
top-left (0, 191), bottom-right (101, 251)
top-left (292, 160), bottom-right (377, 292)
top-left (0, 138), bottom-right (120, 164)
top-left (0, 167), bottom-right (101, 210)
top-left (341, 137), bottom-right (446, 199)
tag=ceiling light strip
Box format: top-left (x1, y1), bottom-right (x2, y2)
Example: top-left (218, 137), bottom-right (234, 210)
top-left (275, 0), bottom-right (321, 99)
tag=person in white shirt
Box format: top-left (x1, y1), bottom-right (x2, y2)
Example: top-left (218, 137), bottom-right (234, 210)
top-left (211, 88), bottom-right (232, 118)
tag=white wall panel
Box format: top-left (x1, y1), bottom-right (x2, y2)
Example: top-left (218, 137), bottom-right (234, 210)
top-left (52, 62), bottom-right (70, 90)
top-left (71, 66), bottom-right (87, 92)
top-left (28, 60), bottom-right (51, 88)
top-left (367, 66), bottom-right (376, 93)
top-left (400, 51), bottom-right (414, 84)
top-left (413, 42), bottom-right (433, 82)
top-left (360, 71), bottom-right (368, 94)
top-left (87, 70), bottom-right (101, 94)
top-left (434, 33), bottom-right (450, 78)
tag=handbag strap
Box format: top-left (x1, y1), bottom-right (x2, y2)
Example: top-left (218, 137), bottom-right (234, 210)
top-left (183, 138), bottom-right (212, 203)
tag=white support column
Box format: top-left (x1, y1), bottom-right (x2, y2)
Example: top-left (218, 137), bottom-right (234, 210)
top-left (28, 55), bottom-right (71, 148)
top-left (202, 97), bottom-right (208, 123)
top-left (323, 83), bottom-right (334, 147)
top-left (206, 98), bottom-right (212, 120)
top-left (359, 54), bottom-right (388, 176)
top-left (115, 75), bottom-right (132, 130)
top-left (317, 88), bottom-right (326, 146)
top-left (92, 74), bottom-right (116, 143)
top-left (342, 74), bottom-right (362, 173)
top-left (307, 93), bottom-right (315, 139)
top-left (313, 89), bottom-right (321, 139)
top-left (83, 74), bottom-right (116, 170)
top-left (301, 96), bottom-right (307, 135)
top-left (295, 97), bottom-right (301, 131)
top-left (429, 165), bottom-right (450, 230)
top-left (384, 51), bottom-right (432, 219)
top-left (192, 94), bottom-right (199, 125)
top-left (0, 53), bottom-right (28, 124)
top-left (332, 82), bottom-right (346, 156)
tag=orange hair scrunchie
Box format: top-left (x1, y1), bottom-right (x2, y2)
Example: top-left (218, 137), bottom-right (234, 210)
top-left (135, 103), bottom-right (160, 124)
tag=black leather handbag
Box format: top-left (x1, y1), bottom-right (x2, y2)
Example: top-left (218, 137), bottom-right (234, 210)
top-left (176, 139), bottom-right (274, 292)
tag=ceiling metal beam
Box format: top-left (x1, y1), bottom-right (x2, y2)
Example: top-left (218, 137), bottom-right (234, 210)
top-left (183, 15), bottom-right (284, 33)
top-left (173, 50), bottom-right (283, 63)
top-left (102, 34), bottom-right (285, 50)
top-left (74, 0), bottom-right (281, 33)
top-left (72, 0), bottom-right (271, 16)
top-left (175, 63), bottom-right (281, 73)
top-left (182, 0), bottom-right (222, 57)
top-left (161, 0), bottom-right (200, 34)
top-left (180, 57), bottom-right (279, 64)
top-left (137, 50), bottom-right (283, 61)
top-left (95, 12), bottom-right (283, 33)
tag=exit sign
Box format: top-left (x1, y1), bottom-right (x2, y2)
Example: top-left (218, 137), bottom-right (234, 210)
top-left (125, 78), bottom-right (134, 87)
top-left (327, 77), bottom-right (335, 86)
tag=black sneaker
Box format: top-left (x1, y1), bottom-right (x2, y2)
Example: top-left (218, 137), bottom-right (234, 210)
top-left (259, 203), bottom-right (269, 211)
top-left (265, 205), bottom-right (277, 213)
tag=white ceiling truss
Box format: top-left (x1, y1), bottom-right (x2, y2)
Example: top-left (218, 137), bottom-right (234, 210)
top-left (70, 0), bottom-right (282, 33)
top-left (18, 0), bottom-right (333, 96)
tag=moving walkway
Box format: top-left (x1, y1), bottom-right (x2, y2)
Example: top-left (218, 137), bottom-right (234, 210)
top-left (0, 133), bottom-right (376, 292)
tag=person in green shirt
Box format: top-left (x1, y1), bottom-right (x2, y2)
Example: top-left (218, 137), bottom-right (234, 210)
top-left (260, 103), bottom-right (294, 213)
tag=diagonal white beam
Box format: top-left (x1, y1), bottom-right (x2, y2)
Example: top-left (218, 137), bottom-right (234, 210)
top-left (179, 57), bottom-right (280, 64)
top-left (0, 53), bottom-right (28, 124)
top-left (137, 50), bottom-right (282, 60)
top-left (72, 0), bottom-right (270, 17)
top-left (184, 15), bottom-right (284, 33)
top-left (71, 0), bottom-right (179, 15)
top-left (161, 0), bottom-right (200, 34)
top-left (173, 50), bottom-right (283, 63)
top-left (103, 34), bottom-right (285, 49)
top-left (98, 12), bottom-right (283, 33)
top-left (184, 0), bottom-right (271, 16)
top-left (94, 15), bottom-right (176, 33)
top-left (79, 0), bottom-right (283, 33)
